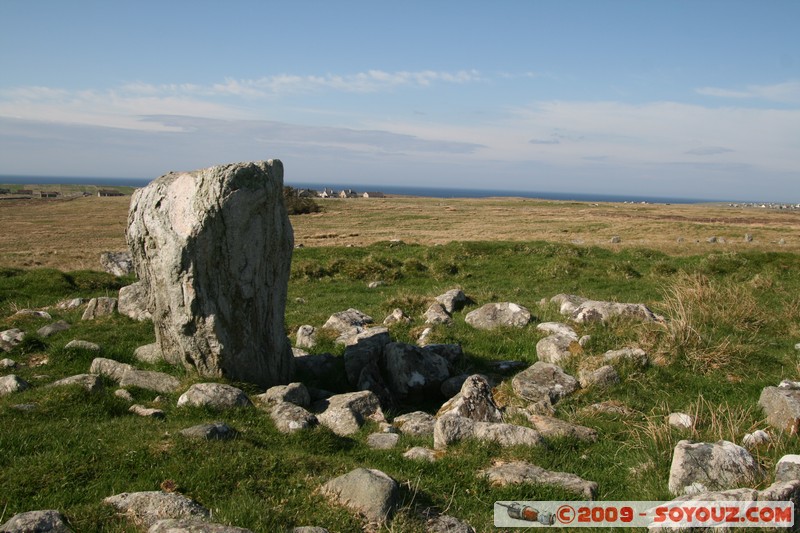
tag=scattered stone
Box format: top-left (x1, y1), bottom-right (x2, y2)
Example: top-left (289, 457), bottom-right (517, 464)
top-left (49, 374), bottom-right (104, 393)
top-left (383, 308), bottom-right (410, 326)
top-left (536, 334), bottom-right (581, 365)
top-left (269, 402), bottom-right (317, 433)
top-left (149, 519), bottom-right (252, 533)
top-left (527, 414), bottom-right (598, 442)
top-left (0, 358), bottom-right (17, 369)
top-left (610, 235), bottom-right (621, 244)
top-left (779, 379), bottom-right (800, 389)
top-left (292, 347), bottom-right (309, 357)
top-left (416, 327), bottom-right (434, 346)
top-left (342, 331), bottom-right (391, 387)
top-left (367, 281), bottom-right (385, 289)
top-left (403, 446), bottom-right (438, 462)
top-left (550, 294), bottom-right (588, 315)
top-left (571, 301), bottom-right (657, 324)
top-left (582, 400), bottom-right (636, 417)
top-left (100, 251), bottom-right (134, 276)
top-left (536, 322), bottom-right (578, 338)
top-left (177, 383), bottom-right (252, 410)
top-left (320, 468), bottom-right (398, 524)
top-left (115, 389), bottom-right (135, 402)
top-left (436, 375), bottom-right (503, 422)
top-left (423, 344), bottom-right (463, 364)
top-left (775, 455), bottom-right (800, 483)
top-left (779, 238), bottom-right (787, 245)
top-left (180, 422), bottom-right (236, 440)
top-left (10, 403), bottom-right (37, 411)
top-left (668, 439), bottom-right (763, 495)
top-left (759, 386), bottom-right (800, 433)
top-left (1, 328), bottom-right (25, 351)
top-left (433, 414), bottom-right (543, 449)
top-left (744, 233), bottom-right (754, 242)
top-left (464, 302), bottom-right (531, 330)
top-left (356, 361), bottom-right (394, 409)
top-left (12, 309), bottom-right (52, 320)
top-left (424, 302), bottom-right (452, 325)
top-left (134, 344), bottom-right (163, 364)
top-left (435, 289), bottom-right (469, 314)
top-left (795, 343), bottom-right (800, 351)
top-left (103, 491), bottom-right (210, 528)
top-left (127, 161), bottom-right (294, 388)
top-left (742, 429), bottom-right (770, 448)
top-left (578, 335), bottom-right (591, 347)
top-left (668, 412), bottom-right (695, 430)
top-left (37, 320), bottom-right (71, 338)
top-left (256, 382), bottom-right (311, 408)
top-left (65, 340), bottom-right (101, 352)
top-left (440, 374), bottom-right (470, 398)
top-left (425, 514), bottom-right (476, 533)
top-left (511, 362), bottom-right (579, 406)
top-left (0, 509), bottom-right (73, 532)
top-left (707, 236), bottom-right (718, 244)
top-left (0, 374), bottom-right (30, 396)
top-left (323, 308), bottom-right (373, 334)
top-left (603, 347), bottom-right (648, 367)
top-left (90, 357), bottom-right (134, 381)
top-left (315, 391), bottom-right (386, 436)
top-left (81, 297), bottom-right (118, 320)
top-left (120, 369), bottom-right (181, 394)
top-left (578, 365), bottom-right (619, 388)
top-left (295, 325), bottom-right (316, 349)
top-left (56, 298), bottom-right (87, 310)
top-left (383, 342), bottom-right (450, 399)
top-left (118, 281), bottom-right (152, 321)
top-left (480, 460), bottom-right (597, 499)
top-left (393, 411), bottom-right (436, 437)
top-left (367, 432), bottom-right (400, 449)
top-left (129, 404), bottom-right (166, 419)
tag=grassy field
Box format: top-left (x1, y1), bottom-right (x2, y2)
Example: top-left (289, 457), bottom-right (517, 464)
top-left (1, 195), bottom-right (800, 531)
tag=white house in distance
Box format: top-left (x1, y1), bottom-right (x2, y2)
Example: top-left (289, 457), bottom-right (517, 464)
top-left (362, 191), bottom-right (385, 198)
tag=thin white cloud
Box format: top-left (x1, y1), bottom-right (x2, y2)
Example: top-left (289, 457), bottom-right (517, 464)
top-left (696, 81), bottom-right (800, 104)
top-left (685, 146), bottom-right (735, 156)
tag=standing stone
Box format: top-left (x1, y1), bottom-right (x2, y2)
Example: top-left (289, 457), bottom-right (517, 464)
top-left (436, 375), bottom-right (503, 422)
top-left (127, 161), bottom-right (294, 387)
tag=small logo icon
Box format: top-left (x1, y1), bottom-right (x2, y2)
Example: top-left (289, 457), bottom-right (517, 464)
top-left (496, 502), bottom-right (556, 525)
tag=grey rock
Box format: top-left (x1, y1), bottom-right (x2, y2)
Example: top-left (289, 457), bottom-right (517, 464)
top-left (367, 281), bottom-right (385, 289)
top-left (115, 389), bottom-right (135, 402)
top-left (129, 404), bottom-right (166, 419)
top-left (65, 340), bottom-right (101, 352)
top-left (366, 432), bottom-right (400, 449)
top-left (511, 361), bottom-right (579, 405)
top-left (423, 344), bottom-right (463, 364)
top-left (256, 382), bottom-right (310, 408)
top-left (120, 369), bottom-right (181, 394)
top-left (383, 308), bottom-right (410, 326)
top-left (118, 281), bottom-right (152, 321)
top-left (356, 361), bottom-right (394, 409)
top-left (292, 347), bottom-right (308, 357)
top-left (323, 308), bottom-right (373, 334)
top-left (582, 400), bottom-right (636, 417)
top-left (49, 374), bottom-right (104, 393)
top-left (0, 358), bottom-right (17, 369)
top-left (550, 294), bottom-right (588, 315)
top-left (393, 411), bottom-right (435, 437)
top-left (433, 414), bottom-right (543, 449)
top-left (437, 374), bottom-right (503, 423)
top-left (0, 374), bottom-right (30, 396)
top-left (383, 342), bottom-right (450, 399)
top-left (744, 233), bottom-right (754, 242)
top-left (440, 374), bottom-right (470, 398)
top-left (480, 460), bottom-right (597, 499)
top-left (416, 327), bottom-right (434, 346)
top-left (180, 422), bottom-right (235, 440)
top-left (56, 298), bottom-right (87, 310)
top-left (527, 414), bottom-right (598, 442)
top-left (10, 403), bottom-right (37, 411)
top-left (295, 325), bottom-right (316, 350)
top-left (81, 297), bottom-right (117, 320)
top-left (578, 335), bottom-right (591, 347)
top-left (103, 491), bottom-right (210, 528)
top-left (668, 439), bottom-right (763, 495)
top-left (316, 391), bottom-right (386, 436)
top-left (403, 447), bottom-right (438, 462)
top-left (668, 412), bottom-right (694, 430)
top-left (464, 302), bottom-right (531, 330)
top-left (342, 330), bottom-right (390, 386)
top-left (320, 468), bottom-right (398, 523)
top-left (759, 386), bottom-right (800, 433)
top-left (12, 309), bottom-right (52, 320)
top-left (338, 326), bottom-right (390, 348)
top-left (742, 429), bottom-right (770, 448)
top-left (571, 300), bottom-right (657, 324)
top-left (1, 328), bottom-right (24, 351)
top-left (90, 357), bottom-right (133, 381)
top-left (775, 455), bottom-right (800, 482)
top-left (424, 302), bottom-right (452, 325)
top-left (536, 334), bottom-right (581, 365)
top-left (269, 402), bottom-right (317, 433)
top-left (37, 320), bottom-right (70, 338)
top-left (149, 519), bottom-right (252, 533)
top-left (610, 235), bottom-right (621, 244)
top-left (536, 322), bottom-right (578, 338)
top-left (293, 353), bottom-right (340, 381)
top-left (100, 251), bottom-right (134, 277)
top-left (177, 383), bottom-right (252, 410)
top-left (707, 236), bottom-right (718, 243)
top-left (425, 514), bottom-right (476, 533)
top-left (135, 344), bottom-right (163, 364)
top-left (603, 347), bottom-right (648, 366)
top-left (127, 161), bottom-right (294, 388)
top-left (0, 509), bottom-right (73, 532)
top-left (578, 365), bottom-right (619, 388)
top-left (435, 288), bottom-right (469, 314)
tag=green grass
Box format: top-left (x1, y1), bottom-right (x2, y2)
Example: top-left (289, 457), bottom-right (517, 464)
top-left (2, 240), bottom-right (800, 531)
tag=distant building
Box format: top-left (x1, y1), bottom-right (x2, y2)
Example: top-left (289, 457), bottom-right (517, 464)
top-left (296, 188), bottom-right (317, 198)
top-left (97, 189), bottom-right (124, 197)
top-left (39, 191), bottom-right (60, 198)
top-left (362, 191), bottom-right (385, 198)
top-left (318, 188), bottom-right (335, 198)
top-left (339, 189), bottom-right (358, 198)
top-left (16, 189), bottom-right (33, 196)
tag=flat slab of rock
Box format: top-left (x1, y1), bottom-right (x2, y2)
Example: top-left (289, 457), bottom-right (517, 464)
top-left (668, 439), bottom-right (763, 495)
top-left (104, 491), bottom-right (210, 528)
top-left (65, 340), bottom-right (101, 352)
top-left (536, 322), bottom-right (578, 339)
top-left (130, 404), bottom-right (166, 419)
top-left (315, 391), bottom-right (386, 436)
top-left (90, 357), bottom-right (134, 381)
top-left (320, 468), bottom-right (398, 524)
top-left (571, 300), bottom-right (657, 324)
top-left (135, 344), bottom-right (163, 364)
top-left (536, 334), bottom-right (581, 365)
top-left (393, 411), bottom-right (435, 437)
top-left (366, 432), bottom-right (400, 449)
top-left (481, 460), bottom-right (598, 498)
top-left (56, 298), bottom-right (87, 310)
top-left (550, 294), bottom-right (588, 315)
top-left (81, 297), bottom-right (118, 320)
top-left (177, 383), bottom-right (252, 410)
top-left (118, 281), bottom-right (152, 322)
top-left (0, 374), bottom-right (30, 396)
top-left (120, 369), bottom-right (181, 394)
top-left (0, 509), bottom-right (73, 532)
top-left (180, 422), bottom-right (236, 440)
top-left (465, 302), bottom-right (531, 330)
top-left (759, 386), bottom-right (800, 433)
top-left (269, 402), bottom-right (317, 433)
top-left (527, 414), bottom-right (598, 442)
top-left (323, 308), bottom-right (373, 334)
top-left (511, 362), bottom-right (579, 406)
top-left (149, 519), bottom-right (252, 533)
top-left (434, 414), bottom-right (543, 449)
top-left (13, 309), bottom-right (52, 320)
top-left (437, 374), bottom-right (503, 423)
top-left (256, 382), bottom-right (311, 408)
top-left (578, 365), bottom-right (619, 388)
top-left (49, 374), bottom-right (104, 393)
top-left (603, 347), bottom-right (648, 366)
top-left (37, 320), bottom-right (71, 338)
top-left (403, 446), bottom-right (439, 462)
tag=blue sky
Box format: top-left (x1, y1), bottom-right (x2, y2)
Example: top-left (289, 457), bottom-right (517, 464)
top-left (1, 1), bottom-right (798, 201)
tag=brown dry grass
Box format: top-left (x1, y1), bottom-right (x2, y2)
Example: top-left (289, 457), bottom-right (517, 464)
top-left (1, 194), bottom-right (799, 271)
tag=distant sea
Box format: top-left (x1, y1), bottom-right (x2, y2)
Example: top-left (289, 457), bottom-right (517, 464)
top-left (0, 175), bottom-right (722, 204)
